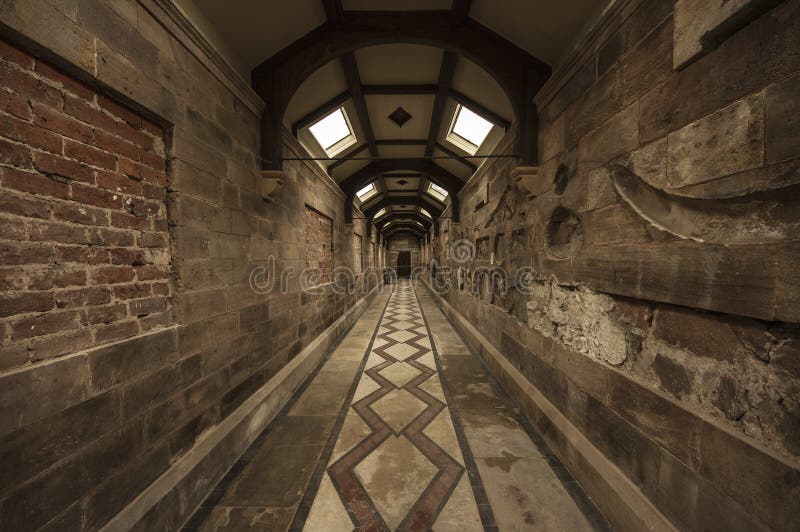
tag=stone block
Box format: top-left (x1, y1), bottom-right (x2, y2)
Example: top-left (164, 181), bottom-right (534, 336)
top-left (179, 288), bottom-right (227, 324)
top-left (582, 393), bottom-right (661, 498)
top-left (609, 371), bottom-right (703, 470)
top-left (640, 1), bottom-right (800, 143)
top-left (582, 204), bottom-right (649, 246)
top-left (178, 312), bottom-right (240, 356)
top-left (654, 450), bottom-right (699, 530)
top-left (539, 113), bottom-right (564, 162)
top-left (88, 328), bottom-right (179, 393)
top-left (698, 420), bottom-right (799, 530)
top-left (578, 103), bottom-right (639, 168)
top-left (674, 0), bottom-right (784, 69)
top-left (566, 67), bottom-right (624, 149)
top-left (0, 388), bottom-right (121, 497)
top-left (0, 420), bottom-right (144, 531)
top-left (586, 167), bottom-right (617, 211)
top-left (666, 93), bottom-right (764, 188)
top-left (123, 355), bottom-right (202, 420)
top-left (766, 71), bottom-right (800, 163)
top-left (0, 0), bottom-right (96, 73)
top-left (652, 305), bottom-right (771, 363)
top-left (83, 443), bottom-right (173, 530)
top-left (0, 354), bottom-right (89, 437)
top-left (621, 19), bottom-right (673, 106)
top-left (541, 60), bottom-right (595, 124)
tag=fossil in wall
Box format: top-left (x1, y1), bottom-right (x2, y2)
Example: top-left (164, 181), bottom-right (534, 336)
top-left (485, 186), bottom-right (517, 227)
top-left (611, 165), bottom-right (800, 244)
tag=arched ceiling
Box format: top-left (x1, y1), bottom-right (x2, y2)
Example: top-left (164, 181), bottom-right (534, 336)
top-left (178, 0), bottom-right (607, 74)
top-left (176, 0), bottom-right (609, 240)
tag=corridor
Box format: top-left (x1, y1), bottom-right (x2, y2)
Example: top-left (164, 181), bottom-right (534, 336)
top-left (184, 281), bottom-right (607, 531)
top-left (1, 1), bottom-right (798, 530)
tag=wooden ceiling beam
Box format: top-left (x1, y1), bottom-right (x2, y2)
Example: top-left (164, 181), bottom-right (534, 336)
top-left (291, 91), bottom-right (351, 136)
top-left (450, 90), bottom-right (510, 129)
top-left (425, 51), bottom-right (457, 157)
top-left (362, 84), bottom-right (438, 95)
top-left (341, 53), bottom-right (378, 157)
top-left (451, 0), bottom-right (472, 21)
top-left (326, 143), bottom-right (368, 174)
top-left (341, 159), bottom-right (461, 224)
top-left (321, 0), bottom-right (344, 22)
top-left (364, 195), bottom-right (444, 220)
top-left (253, 10), bottom-right (550, 170)
top-left (376, 139), bottom-right (428, 146)
top-left (435, 141), bottom-right (477, 172)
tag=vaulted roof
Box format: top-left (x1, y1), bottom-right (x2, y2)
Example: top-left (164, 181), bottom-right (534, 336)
top-left (175, 0), bottom-right (609, 241)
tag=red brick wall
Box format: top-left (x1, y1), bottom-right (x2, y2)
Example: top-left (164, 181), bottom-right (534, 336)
top-left (305, 205), bottom-right (333, 281)
top-left (0, 40), bottom-right (171, 372)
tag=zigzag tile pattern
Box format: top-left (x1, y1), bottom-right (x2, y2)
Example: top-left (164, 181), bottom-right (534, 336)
top-left (304, 281), bottom-right (481, 531)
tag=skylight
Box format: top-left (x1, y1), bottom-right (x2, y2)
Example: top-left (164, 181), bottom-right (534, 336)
top-left (308, 107), bottom-right (357, 156)
top-left (356, 182), bottom-right (378, 201)
top-left (419, 208), bottom-right (432, 219)
top-left (427, 182), bottom-right (448, 202)
top-left (446, 104), bottom-right (493, 155)
top-left (374, 207), bottom-right (388, 219)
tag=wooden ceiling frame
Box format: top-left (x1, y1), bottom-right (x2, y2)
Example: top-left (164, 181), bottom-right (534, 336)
top-left (252, 8), bottom-right (551, 172)
top-left (339, 158), bottom-right (462, 223)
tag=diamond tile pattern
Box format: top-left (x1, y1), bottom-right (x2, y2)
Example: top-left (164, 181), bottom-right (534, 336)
top-left (305, 282), bottom-right (475, 530)
top-left (378, 362), bottom-right (421, 388)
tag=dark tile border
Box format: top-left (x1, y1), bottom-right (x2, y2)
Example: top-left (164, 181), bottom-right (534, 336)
top-left (181, 290), bottom-right (392, 532)
top-left (414, 287), bottom-right (499, 532)
top-left (415, 283), bottom-right (612, 532)
top-left (288, 287), bottom-right (394, 531)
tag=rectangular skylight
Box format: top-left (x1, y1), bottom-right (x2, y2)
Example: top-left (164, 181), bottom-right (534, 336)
top-left (427, 182), bottom-right (448, 202)
top-left (374, 207), bottom-right (388, 219)
top-left (309, 107), bottom-right (357, 156)
top-left (356, 182), bottom-right (378, 201)
top-left (446, 104), bottom-right (493, 155)
top-left (419, 208), bottom-right (432, 219)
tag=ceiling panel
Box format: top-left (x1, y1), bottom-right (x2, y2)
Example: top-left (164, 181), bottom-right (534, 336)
top-left (451, 57), bottom-right (514, 124)
top-left (180, 0), bottom-right (327, 71)
top-left (384, 176), bottom-right (420, 191)
top-left (367, 95), bottom-right (434, 139)
top-left (377, 145), bottom-right (426, 159)
top-left (343, 0), bottom-right (452, 9)
top-left (331, 158), bottom-right (370, 183)
top-left (470, 0), bottom-right (608, 66)
top-left (432, 148), bottom-right (472, 181)
top-left (285, 59), bottom-right (349, 127)
top-left (356, 44), bottom-right (442, 85)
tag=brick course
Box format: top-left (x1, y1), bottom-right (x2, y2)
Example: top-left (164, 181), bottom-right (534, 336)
top-left (0, 40), bottom-right (172, 370)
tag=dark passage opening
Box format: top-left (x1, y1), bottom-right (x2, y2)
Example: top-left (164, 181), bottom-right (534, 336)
top-left (396, 251), bottom-right (411, 278)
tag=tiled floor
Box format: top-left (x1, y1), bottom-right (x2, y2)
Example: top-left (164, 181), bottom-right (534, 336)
top-left (184, 281), bottom-right (609, 531)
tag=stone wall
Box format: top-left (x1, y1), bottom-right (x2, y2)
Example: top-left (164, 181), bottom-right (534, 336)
top-left (0, 1), bottom-right (378, 529)
top-left (425, 0), bottom-right (800, 530)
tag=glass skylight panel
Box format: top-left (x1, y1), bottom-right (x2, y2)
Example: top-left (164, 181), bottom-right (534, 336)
top-left (427, 182), bottom-right (448, 202)
top-left (374, 207), bottom-right (388, 219)
top-left (356, 182), bottom-right (378, 201)
top-left (446, 104), bottom-right (493, 155)
top-left (308, 107), bottom-right (357, 156)
top-left (419, 208), bottom-right (432, 219)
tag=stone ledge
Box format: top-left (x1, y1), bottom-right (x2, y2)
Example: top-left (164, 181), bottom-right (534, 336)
top-left (102, 284), bottom-right (382, 531)
top-left (418, 277), bottom-right (676, 532)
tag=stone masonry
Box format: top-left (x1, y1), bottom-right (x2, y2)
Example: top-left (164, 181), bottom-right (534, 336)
top-left (424, 1), bottom-right (800, 530)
